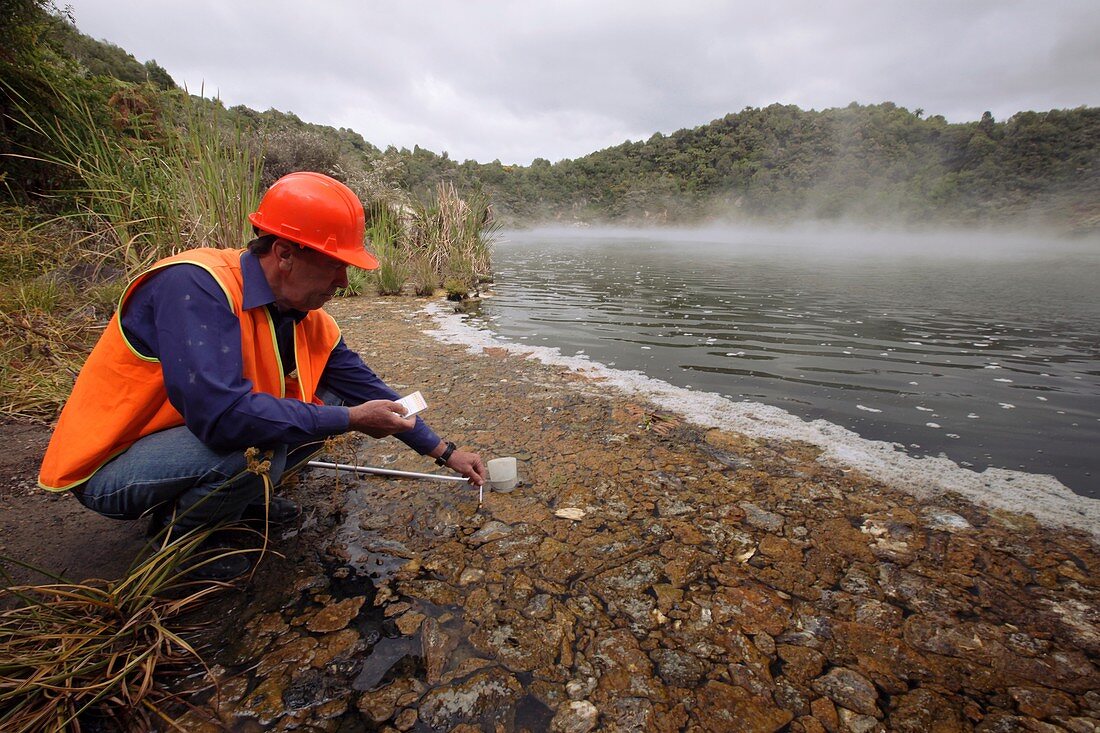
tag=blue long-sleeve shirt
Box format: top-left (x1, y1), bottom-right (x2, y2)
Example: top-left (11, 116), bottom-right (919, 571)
top-left (119, 250), bottom-right (441, 454)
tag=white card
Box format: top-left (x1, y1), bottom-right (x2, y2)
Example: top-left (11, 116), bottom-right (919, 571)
top-left (396, 390), bottom-right (428, 418)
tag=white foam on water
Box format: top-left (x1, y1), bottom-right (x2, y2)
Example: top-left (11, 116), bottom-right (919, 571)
top-left (424, 302), bottom-right (1099, 542)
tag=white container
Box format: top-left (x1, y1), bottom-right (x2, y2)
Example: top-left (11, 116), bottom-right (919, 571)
top-left (487, 457), bottom-right (518, 492)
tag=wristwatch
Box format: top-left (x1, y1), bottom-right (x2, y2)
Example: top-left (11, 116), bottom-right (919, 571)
top-left (435, 441), bottom-right (457, 467)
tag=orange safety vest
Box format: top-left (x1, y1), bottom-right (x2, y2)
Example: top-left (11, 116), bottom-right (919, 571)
top-left (38, 248), bottom-right (342, 491)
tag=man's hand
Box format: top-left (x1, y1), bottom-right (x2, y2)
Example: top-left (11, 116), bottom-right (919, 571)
top-left (347, 400), bottom-right (417, 438)
top-left (431, 443), bottom-right (487, 486)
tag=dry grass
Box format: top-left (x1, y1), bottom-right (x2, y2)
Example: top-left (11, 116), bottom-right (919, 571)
top-left (0, 532), bottom-right (231, 731)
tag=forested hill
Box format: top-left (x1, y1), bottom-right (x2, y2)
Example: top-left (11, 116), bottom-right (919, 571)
top-left (8, 8), bottom-right (1100, 233)
top-left (406, 103), bottom-right (1100, 232)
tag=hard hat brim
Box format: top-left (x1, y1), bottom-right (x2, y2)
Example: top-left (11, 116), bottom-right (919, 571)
top-left (330, 246), bottom-right (380, 271)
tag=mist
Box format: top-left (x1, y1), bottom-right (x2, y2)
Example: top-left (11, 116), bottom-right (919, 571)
top-left (500, 222), bottom-right (1100, 261)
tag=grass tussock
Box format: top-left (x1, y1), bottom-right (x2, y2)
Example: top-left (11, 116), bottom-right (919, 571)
top-left (0, 533), bottom-right (232, 732)
top-left (7, 81), bottom-right (262, 275)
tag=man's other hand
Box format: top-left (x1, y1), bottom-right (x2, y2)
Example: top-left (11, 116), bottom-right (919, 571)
top-left (348, 400), bottom-right (417, 438)
top-left (445, 449), bottom-right (487, 487)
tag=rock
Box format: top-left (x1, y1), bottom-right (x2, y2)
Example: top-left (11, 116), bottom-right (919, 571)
top-left (393, 708), bottom-right (417, 730)
top-left (754, 631), bottom-right (777, 657)
top-left (711, 581), bottom-right (792, 636)
top-left (657, 497), bottom-right (694, 517)
top-left (923, 508), bottom-right (972, 532)
top-left (975, 713), bottom-right (1069, 732)
top-left (853, 599), bottom-right (903, 631)
top-left (468, 520), bottom-right (513, 546)
top-left (886, 688), bottom-right (970, 732)
top-left (281, 668), bottom-right (337, 712)
top-left (356, 679), bottom-right (423, 724)
top-left (523, 593), bottom-right (554, 620)
top-left (422, 617), bottom-right (454, 684)
top-left (256, 636), bottom-right (318, 677)
top-left (458, 567), bottom-right (485, 585)
top-left (739, 501), bottom-right (785, 533)
top-left (417, 667), bottom-right (523, 729)
top-left (439, 657), bottom-right (494, 685)
top-left (550, 700), bottom-right (599, 733)
top-left (566, 677), bottom-right (597, 700)
top-left (470, 611), bottom-right (563, 672)
top-left (383, 601), bottom-right (412, 618)
top-left (239, 674), bottom-right (292, 725)
top-left (603, 697), bottom-right (655, 731)
top-left (797, 715), bottom-right (829, 733)
top-left (778, 644), bottom-right (826, 683)
top-left (649, 648), bottom-right (707, 688)
top-left (246, 611), bottom-right (290, 637)
top-left (811, 667), bottom-right (880, 718)
top-left (305, 596), bottom-right (365, 633)
top-left (838, 707), bottom-right (882, 733)
top-left (395, 611), bottom-right (425, 635)
top-left (902, 614), bottom-right (994, 661)
top-left (311, 629), bottom-right (362, 669)
top-left (811, 696), bottom-right (840, 733)
top-left (774, 677), bottom-right (810, 717)
top-left (760, 534), bottom-right (803, 562)
top-left (1009, 686), bottom-right (1078, 719)
top-left (693, 680), bottom-right (794, 732)
top-left (590, 629), bottom-right (663, 700)
top-left (653, 583), bottom-right (684, 613)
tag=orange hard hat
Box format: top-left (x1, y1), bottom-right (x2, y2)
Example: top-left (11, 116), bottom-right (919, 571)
top-left (248, 171), bottom-right (379, 270)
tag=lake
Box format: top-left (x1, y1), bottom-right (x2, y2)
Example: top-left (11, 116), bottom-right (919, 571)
top-left (458, 226), bottom-right (1100, 501)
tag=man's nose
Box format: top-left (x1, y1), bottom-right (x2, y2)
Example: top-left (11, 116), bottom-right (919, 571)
top-left (336, 267), bottom-right (349, 288)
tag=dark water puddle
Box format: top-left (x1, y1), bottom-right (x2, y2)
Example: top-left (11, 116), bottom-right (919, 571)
top-left (351, 636), bottom-right (420, 691)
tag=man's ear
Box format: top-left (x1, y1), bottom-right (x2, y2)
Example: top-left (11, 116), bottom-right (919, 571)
top-left (273, 239), bottom-right (295, 269)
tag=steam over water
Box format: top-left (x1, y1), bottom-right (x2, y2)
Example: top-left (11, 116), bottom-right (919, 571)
top-left (463, 227), bottom-right (1100, 501)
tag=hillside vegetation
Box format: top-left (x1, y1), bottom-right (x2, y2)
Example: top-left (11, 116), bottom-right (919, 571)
top-left (401, 104), bottom-right (1100, 232)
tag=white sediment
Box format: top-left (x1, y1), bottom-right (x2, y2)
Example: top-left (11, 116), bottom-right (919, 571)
top-left (424, 302), bottom-right (1100, 543)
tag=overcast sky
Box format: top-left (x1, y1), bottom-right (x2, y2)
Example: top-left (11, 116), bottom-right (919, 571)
top-left (64, 0), bottom-right (1100, 166)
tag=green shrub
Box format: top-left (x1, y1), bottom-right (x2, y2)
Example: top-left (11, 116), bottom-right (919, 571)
top-left (338, 266), bottom-right (371, 297)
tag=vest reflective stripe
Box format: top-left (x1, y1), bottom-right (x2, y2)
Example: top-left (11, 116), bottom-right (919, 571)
top-left (37, 248), bottom-right (341, 491)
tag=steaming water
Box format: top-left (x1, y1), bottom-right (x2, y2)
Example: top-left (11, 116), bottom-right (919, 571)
top-left (426, 227), bottom-right (1100, 535)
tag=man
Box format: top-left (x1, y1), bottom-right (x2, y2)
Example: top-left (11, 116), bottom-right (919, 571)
top-left (38, 171), bottom-right (486, 579)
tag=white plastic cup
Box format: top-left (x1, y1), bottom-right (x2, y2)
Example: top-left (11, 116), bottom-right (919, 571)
top-left (487, 457), bottom-right (518, 492)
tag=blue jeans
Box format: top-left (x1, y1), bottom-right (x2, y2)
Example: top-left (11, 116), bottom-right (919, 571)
top-left (74, 427), bottom-right (324, 534)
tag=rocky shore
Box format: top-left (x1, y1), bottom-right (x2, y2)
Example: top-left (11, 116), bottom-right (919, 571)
top-left (175, 296), bottom-right (1097, 732)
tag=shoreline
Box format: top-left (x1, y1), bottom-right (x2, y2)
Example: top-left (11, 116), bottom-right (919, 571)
top-left (423, 300), bottom-right (1100, 543)
top-left (186, 294), bottom-right (1098, 731)
top-left (4, 294), bottom-right (1099, 730)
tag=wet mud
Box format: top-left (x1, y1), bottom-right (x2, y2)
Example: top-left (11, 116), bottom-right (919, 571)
top-left (180, 297), bottom-right (1099, 732)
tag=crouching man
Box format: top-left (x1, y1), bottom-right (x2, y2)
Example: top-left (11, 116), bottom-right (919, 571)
top-left (38, 171), bottom-right (485, 579)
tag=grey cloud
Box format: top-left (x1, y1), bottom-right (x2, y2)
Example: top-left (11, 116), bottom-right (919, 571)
top-left (66, 0), bottom-right (1100, 164)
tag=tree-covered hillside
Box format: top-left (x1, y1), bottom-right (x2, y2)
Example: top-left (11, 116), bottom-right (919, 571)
top-left (394, 104), bottom-right (1100, 232)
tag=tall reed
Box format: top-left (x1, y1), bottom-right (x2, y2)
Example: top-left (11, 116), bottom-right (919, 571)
top-left (6, 81), bottom-right (262, 277)
top-left (0, 81), bottom-right (263, 417)
top-left (365, 202), bottom-right (409, 295)
top-left (407, 181), bottom-right (497, 296)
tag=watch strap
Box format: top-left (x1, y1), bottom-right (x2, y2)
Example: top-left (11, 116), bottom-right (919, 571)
top-left (435, 441), bottom-right (457, 467)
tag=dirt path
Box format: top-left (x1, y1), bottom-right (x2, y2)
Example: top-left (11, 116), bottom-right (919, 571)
top-left (0, 419), bottom-right (144, 591)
